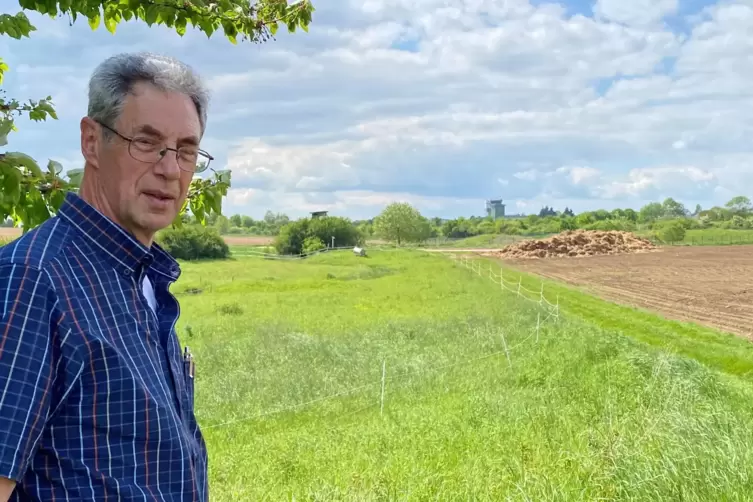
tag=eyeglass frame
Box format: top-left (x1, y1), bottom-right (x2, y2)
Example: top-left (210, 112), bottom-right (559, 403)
top-left (94, 119), bottom-right (214, 174)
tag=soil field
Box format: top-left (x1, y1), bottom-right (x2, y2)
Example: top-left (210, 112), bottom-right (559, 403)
top-left (0, 228), bottom-right (20, 238)
top-left (1, 228), bottom-right (274, 246)
top-left (221, 235), bottom-right (274, 245)
top-left (500, 245), bottom-right (753, 339)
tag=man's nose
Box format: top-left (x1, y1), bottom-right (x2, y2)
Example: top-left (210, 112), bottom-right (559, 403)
top-left (154, 149), bottom-right (182, 179)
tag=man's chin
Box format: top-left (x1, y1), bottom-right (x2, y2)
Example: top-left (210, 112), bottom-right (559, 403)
top-left (136, 212), bottom-right (178, 238)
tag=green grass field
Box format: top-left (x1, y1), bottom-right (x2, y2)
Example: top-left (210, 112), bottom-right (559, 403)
top-left (175, 249), bottom-right (753, 500)
top-left (680, 228), bottom-right (753, 246)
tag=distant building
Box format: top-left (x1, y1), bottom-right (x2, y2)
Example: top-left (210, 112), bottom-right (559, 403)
top-left (486, 199), bottom-right (506, 220)
top-left (310, 211), bottom-right (329, 219)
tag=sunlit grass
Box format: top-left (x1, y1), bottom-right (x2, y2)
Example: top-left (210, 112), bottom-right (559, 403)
top-left (174, 250), bottom-right (753, 500)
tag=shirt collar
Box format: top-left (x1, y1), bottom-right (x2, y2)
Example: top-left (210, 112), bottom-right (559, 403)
top-left (58, 192), bottom-right (181, 282)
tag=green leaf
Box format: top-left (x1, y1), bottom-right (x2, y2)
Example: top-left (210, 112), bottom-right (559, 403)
top-left (88, 12), bottom-right (100, 30)
top-left (4, 152), bottom-right (43, 177)
top-left (104, 14), bottom-right (117, 34)
top-left (145, 4), bottom-right (160, 25)
top-left (66, 168), bottom-right (84, 188)
top-left (0, 59), bottom-right (9, 85)
top-left (49, 190), bottom-right (66, 212)
top-left (47, 159), bottom-right (63, 175)
top-left (190, 197), bottom-right (206, 225)
top-left (0, 162), bottom-right (22, 205)
top-left (216, 169), bottom-right (232, 185)
top-left (175, 13), bottom-right (187, 36)
top-left (0, 119), bottom-right (14, 147)
top-left (37, 100), bottom-right (58, 120)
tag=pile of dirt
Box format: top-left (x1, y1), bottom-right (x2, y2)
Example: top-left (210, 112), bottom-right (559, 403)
top-left (487, 230), bottom-right (656, 259)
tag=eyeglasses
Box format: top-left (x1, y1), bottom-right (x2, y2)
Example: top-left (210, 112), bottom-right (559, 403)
top-left (96, 120), bottom-right (213, 174)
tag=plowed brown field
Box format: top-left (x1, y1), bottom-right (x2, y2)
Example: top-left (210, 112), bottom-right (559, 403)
top-left (500, 245), bottom-right (753, 339)
top-left (0, 228), bottom-right (20, 238)
top-left (1, 227), bottom-right (275, 246)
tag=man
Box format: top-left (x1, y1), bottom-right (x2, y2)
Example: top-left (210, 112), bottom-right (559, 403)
top-left (0, 52), bottom-right (213, 501)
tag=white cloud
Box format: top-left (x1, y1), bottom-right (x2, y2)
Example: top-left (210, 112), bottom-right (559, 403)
top-left (594, 0), bottom-right (679, 27)
top-left (3, 0), bottom-right (751, 219)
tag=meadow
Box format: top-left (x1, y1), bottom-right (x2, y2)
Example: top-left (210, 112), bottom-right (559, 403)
top-left (174, 248), bottom-right (753, 501)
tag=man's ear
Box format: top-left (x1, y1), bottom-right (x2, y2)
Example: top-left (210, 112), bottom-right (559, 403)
top-left (80, 117), bottom-right (101, 169)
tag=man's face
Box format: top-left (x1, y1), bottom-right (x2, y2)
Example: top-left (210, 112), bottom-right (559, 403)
top-left (87, 82), bottom-right (201, 244)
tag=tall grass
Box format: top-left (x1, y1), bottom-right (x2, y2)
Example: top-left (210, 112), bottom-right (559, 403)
top-left (176, 250), bottom-right (753, 500)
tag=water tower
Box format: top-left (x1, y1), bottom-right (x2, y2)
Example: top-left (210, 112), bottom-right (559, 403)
top-left (486, 199), bottom-right (506, 220)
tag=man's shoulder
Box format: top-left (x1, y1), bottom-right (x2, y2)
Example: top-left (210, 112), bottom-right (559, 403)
top-left (0, 216), bottom-right (73, 272)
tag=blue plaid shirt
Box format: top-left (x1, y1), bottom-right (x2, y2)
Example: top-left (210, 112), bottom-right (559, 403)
top-left (0, 192), bottom-right (207, 501)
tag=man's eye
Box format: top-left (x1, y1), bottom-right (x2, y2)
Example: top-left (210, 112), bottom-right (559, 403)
top-left (132, 139), bottom-right (160, 151)
top-left (178, 148), bottom-right (199, 162)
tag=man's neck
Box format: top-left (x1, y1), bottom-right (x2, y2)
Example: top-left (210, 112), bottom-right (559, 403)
top-left (78, 176), bottom-right (153, 248)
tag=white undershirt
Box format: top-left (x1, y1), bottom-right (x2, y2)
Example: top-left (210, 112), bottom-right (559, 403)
top-left (142, 275), bottom-right (158, 315)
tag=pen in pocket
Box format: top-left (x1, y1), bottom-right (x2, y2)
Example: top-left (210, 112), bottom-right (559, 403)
top-left (183, 346), bottom-right (195, 405)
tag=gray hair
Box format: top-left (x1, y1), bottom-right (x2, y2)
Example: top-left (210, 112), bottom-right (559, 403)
top-left (87, 52), bottom-right (209, 137)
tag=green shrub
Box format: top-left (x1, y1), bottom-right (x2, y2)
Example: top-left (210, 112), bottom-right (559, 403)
top-left (585, 218), bottom-right (637, 232)
top-left (655, 222), bottom-right (686, 243)
top-left (302, 236), bottom-right (326, 254)
top-left (275, 216), bottom-right (363, 255)
top-left (158, 225), bottom-right (230, 260)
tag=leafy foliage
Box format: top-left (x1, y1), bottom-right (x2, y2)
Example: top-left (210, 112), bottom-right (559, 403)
top-left (0, 0), bottom-right (315, 232)
top-left (655, 221), bottom-right (687, 243)
top-left (373, 202), bottom-right (432, 245)
top-left (301, 236), bottom-right (325, 254)
top-left (157, 224), bottom-right (229, 260)
top-left (274, 216), bottom-right (362, 255)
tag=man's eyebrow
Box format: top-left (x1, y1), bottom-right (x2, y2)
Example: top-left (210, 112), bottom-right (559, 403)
top-left (134, 124), bottom-right (200, 146)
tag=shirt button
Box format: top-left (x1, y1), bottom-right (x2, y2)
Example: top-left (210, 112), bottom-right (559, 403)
top-left (122, 269), bottom-right (132, 277)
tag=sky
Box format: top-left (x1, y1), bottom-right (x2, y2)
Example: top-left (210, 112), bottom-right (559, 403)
top-left (2, 0), bottom-right (752, 220)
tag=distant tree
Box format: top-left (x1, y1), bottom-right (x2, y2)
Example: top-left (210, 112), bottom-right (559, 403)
top-left (610, 208), bottom-right (625, 220)
top-left (214, 215), bottom-right (230, 234)
top-left (241, 215), bottom-right (255, 228)
top-left (592, 209), bottom-right (611, 221)
top-left (442, 217), bottom-right (476, 238)
top-left (638, 202), bottom-right (664, 223)
top-left (662, 197), bottom-right (687, 218)
top-left (158, 226), bottom-right (230, 261)
top-left (538, 206), bottom-right (556, 217)
top-left (274, 216), bottom-right (361, 255)
top-left (692, 204), bottom-right (703, 217)
top-left (229, 214), bottom-right (243, 227)
top-left (374, 202), bottom-right (430, 245)
top-left (576, 212), bottom-right (595, 227)
top-left (476, 220), bottom-right (496, 235)
top-left (725, 196), bottom-right (752, 215)
top-left (623, 208), bottom-right (638, 222)
top-left (562, 207), bottom-right (575, 217)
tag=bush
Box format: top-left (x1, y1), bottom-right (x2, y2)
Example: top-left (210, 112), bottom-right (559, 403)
top-left (655, 222), bottom-right (686, 243)
top-left (158, 225), bottom-right (230, 260)
top-left (302, 236), bottom-right (326, 254)
top-left (585, 218), bottom-right (637, 232)
top-left (275, 216), bottom-right (363, 255)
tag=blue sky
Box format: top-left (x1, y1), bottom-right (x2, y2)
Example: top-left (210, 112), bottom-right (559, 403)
top-left (2, 0), bottom-right (752, 219)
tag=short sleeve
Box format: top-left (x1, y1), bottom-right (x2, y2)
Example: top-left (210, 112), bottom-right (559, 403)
top-left (0, 264), bottom-right (58, 482)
